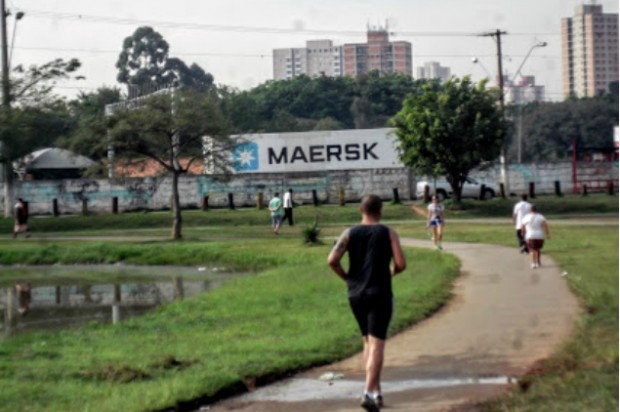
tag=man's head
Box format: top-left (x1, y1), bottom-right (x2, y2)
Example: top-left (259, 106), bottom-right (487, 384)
top-left (359, 194), bottom-right (382, 218)
top-left (521, 194), bottom-right (528, 201)
top-left (530, 204), bottom-right (537, 213)
top-left (274, 192), bottom-right (279, 197)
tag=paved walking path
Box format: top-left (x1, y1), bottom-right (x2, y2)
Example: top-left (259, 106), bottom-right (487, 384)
top-left (205, 239), bottom-right (581, 412)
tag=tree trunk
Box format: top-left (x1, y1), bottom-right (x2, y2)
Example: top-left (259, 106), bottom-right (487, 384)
top-left (3, 163), bottom-right (14, 218)
top-left (171, 171), bottom-right (182, 240)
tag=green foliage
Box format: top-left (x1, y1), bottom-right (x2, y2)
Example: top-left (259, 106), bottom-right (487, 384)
top-left (506, 97), bottom-right (619, 163)
top-left (301, 217), bottom-right (321, 245)
top-left (392, 76), bottom-right (505, 202)
top-left (115, 26), bottom-right (214, 92)
top-left (221, 72), bottom-right (426, 133)
top-left (0, 59), bottom-right (83, 164)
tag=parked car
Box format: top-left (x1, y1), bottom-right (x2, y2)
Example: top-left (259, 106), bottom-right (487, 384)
top-left (416, 177), bottom-right (497, 201)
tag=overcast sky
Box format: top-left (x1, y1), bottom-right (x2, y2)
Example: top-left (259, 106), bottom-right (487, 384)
top-left (5, 0), bottom-right (619, 101)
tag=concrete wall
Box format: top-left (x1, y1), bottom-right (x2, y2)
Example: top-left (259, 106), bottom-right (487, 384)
top-left (2, 168), bottom-right (414, 215)
top-left (0, 161), bottom-right (617, 216)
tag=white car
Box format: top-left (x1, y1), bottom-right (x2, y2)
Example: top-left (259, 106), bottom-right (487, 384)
top-left (416, 177), bottom-right (497, 201)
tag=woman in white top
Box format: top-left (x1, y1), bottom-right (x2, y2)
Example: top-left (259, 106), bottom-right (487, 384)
top-left (521, 205), bottom-right (551, 269)
top-left (426, 195), bottom-right (444, 250)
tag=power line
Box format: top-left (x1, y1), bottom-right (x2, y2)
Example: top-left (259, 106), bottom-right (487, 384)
top-left (20, 8), bottom-right (561, 38)
top-left (13, 45), bottom-right (562, 60)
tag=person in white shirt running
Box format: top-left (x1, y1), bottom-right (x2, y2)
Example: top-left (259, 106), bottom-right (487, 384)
top-left (426, 195), bottom-right (444, 250)
top-left (521, 204), bottom-right (551, 269)
top-left (512, 194), bottom-right (532, 254)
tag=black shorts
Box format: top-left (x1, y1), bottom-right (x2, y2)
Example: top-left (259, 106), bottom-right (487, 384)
top-left (348, 294), bottom-right (393, 340)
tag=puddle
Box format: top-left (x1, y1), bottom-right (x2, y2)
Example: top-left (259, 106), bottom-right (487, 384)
top-left (0, 264), bottom-right (246, 336)
top-left (238, 376), bottom-right (512, 402)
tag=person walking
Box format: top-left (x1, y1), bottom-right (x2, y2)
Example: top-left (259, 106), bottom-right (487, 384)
top-left (12, 198), bottom-right (30, 239)
top-left (513, 194), bottom-right (532, 254)
top-left (283, 188), bottom-right (294, 226)
top-left (268, 192), bottom-right (283, 235)
top-left (426, 195), bottom-right (444, 250)
top-left (327, 194), bottom-right (407, 411)
top-left (521, 204), bottom-right (550, 269)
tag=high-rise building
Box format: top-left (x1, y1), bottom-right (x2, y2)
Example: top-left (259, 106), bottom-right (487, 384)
top-left (504, 75), bottom-right (545, 104)
top-left (273, 40), bottom-right (343, 80)
top-left (342, 25), bottom-right (412, 77)
top-left (561, 3), bottom-right (619, 98)
top-left (272, 25), bottom-right (412, 80)
top-left (416, 61), bottom-right (451, 82)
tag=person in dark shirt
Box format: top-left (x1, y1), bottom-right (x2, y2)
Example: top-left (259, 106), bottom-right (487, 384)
top-left (327, 194), bottom-right (407, 411)
top-left (12, 198), bottom-right (30, 239)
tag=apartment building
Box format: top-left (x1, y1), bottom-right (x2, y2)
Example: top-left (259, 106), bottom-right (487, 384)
top-left (273, 40), bottom-right (343, 80)
top-left (342, 26), bottom-right (412, 77)
top-left (561, 3), bottom-right (619, 98)
top-left (273, 26), bottom-right (412, 80)
top-left (504, 75), bottom-right (545, 105)
top-left (416, 61), bottom-right (451, 82)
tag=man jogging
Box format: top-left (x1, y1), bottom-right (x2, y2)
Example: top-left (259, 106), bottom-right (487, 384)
top-left (327, 194), bottom-right (407, 411)
top-left (512, 194), bottom-right (532, 254)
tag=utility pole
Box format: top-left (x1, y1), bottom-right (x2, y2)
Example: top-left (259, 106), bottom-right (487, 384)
top-left (481, 29), bottom-right (509, 197)
top-left (1, 0), bottom-right (13, 217)
top-left (0, 0), bottom-right (9, 108)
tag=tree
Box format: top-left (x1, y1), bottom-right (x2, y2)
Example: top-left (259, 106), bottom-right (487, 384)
top-left (392, 77), bottom-right (505, 204)
top-left (506, 97), bottom-right (619, 163)
top-left (106, 89), bottom-right (234, 239)
top-left (62, 87), bottom-right (123, 176)
top-left (116, 26), bottom-right (213, 94)
top-left (1, 58), bottom-right (82, 216)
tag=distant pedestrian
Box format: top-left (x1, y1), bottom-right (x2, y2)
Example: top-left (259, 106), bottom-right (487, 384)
top-left (15, 282), bottom-right (32, 316)
top-left (426, 195), bottom-right (444, 250)
top-left (521, 204), bottom-right (550, 269)
top-left (12, 198), bottom-right (30, 239)
top-left (269, 192), bottom-right (283, 235)
top-left (283, 188), bottom-right (294, 226)
top-left (512, 194), bottom-right (531, 254)
top-left (328, 194), bottom-right (406, 411)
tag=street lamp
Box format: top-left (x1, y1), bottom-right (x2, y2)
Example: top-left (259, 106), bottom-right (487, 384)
top-left (8, 11), bottom-right (24, 69)
top-left (472, 57), bottom-right (492, 79)
top-left (509, 42), bottom-right (547, 164)
top-left (511, 41), bottom-right (547, 85)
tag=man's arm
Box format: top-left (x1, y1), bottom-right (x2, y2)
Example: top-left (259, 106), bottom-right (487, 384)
top-left (542, 221), bottom-right (551, 239)
top-left (389, 228), bottom-right (407, 276)
top-left (327, 229), bottom-right (350, 282)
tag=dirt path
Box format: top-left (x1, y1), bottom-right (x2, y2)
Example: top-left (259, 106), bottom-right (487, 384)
top-left (203, 239), bottom-right (582, 412)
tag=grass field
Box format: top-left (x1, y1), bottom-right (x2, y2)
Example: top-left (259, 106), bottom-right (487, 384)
top-left (0, 194), bottom-right (617, 411)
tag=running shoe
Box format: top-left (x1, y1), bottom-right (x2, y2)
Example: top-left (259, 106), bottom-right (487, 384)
top-left (375, 394), bottom-right (384, 408)
top-left (360, 394), bottom-right (380, 412)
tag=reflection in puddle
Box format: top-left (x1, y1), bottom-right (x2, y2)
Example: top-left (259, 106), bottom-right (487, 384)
top-left (0, 265), bottom-right (243, 337)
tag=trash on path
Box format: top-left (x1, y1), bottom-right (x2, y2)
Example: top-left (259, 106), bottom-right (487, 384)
top-left (318, 372), bottom-right (344, 382)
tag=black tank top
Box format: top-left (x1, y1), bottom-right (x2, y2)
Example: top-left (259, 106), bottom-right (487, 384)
top-left (346, 224), bottom-right (393, 298)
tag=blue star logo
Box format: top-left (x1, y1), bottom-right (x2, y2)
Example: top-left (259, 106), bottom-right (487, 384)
top-left (233, 142), bottom-right (259, 171)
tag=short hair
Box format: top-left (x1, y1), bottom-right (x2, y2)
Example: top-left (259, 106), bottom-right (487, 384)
top-left (360, 194), bottom-right (382, 216)
top-left (521, 194), bottom-right (528, 201)
top-left (530, 204), bottom-right (537, 212)
top-left (274, 192), bottom-right (280, 197)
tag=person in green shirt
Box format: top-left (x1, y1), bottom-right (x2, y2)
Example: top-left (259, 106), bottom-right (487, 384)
top-left (269, 192), bottom-right (283, 235)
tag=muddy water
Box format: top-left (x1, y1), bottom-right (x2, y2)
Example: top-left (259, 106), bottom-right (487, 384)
top-left (0, 264), bottom-right (244, 336)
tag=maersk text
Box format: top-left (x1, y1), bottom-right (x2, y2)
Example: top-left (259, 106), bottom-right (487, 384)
top-left (268, 143), bottom-right (379, 165)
